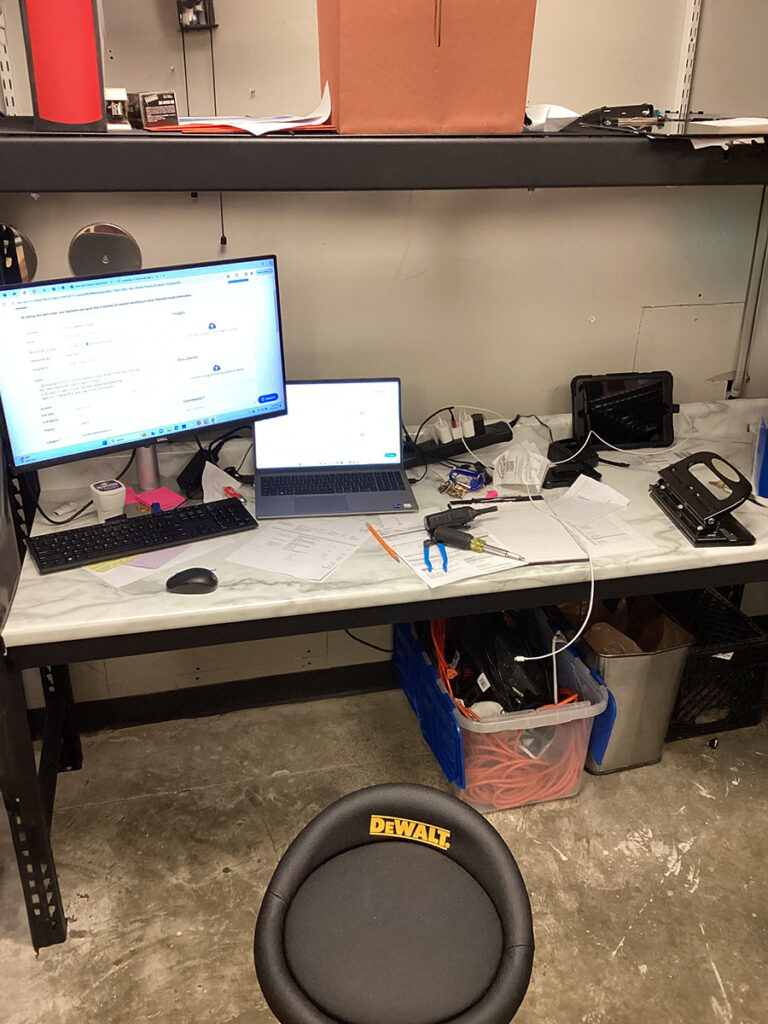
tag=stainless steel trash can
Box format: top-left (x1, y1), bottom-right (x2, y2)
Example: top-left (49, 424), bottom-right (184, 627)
top-left (569, 597), bottom-right (692, 774)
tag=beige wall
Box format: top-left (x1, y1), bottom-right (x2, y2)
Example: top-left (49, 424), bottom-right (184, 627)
top-left (2, 186), bottom-right (761, 421)
top-left (5, 0), bottom-right (768, 706)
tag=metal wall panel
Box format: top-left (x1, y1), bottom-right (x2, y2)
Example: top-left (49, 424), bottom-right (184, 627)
top-left (0, 185), bottom-right (760, 418)
top-left (527, 0), bottom-right (690, 114)
top-left (689, 0), bottom-right (768, 115)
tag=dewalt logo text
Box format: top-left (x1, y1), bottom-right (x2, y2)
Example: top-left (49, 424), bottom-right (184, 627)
top-left (369, 814), bottom-right (451, 850)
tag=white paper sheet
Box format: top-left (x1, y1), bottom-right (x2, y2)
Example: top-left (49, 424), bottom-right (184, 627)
top-left (202, 461), bottom-right (244, 502)
top-left (227, 517), bottom-right (369, 582)
top-left (176, 83), bottom-right (332, 137)
top-left (549, 475), bottom-right (630, 526)
top-left (377, 508), bottom-right (531, 589)
top-left (480, 501), bottom-right (587, 564)
top-left (86, 561), bottom-right (154, 588)
top-left (633, 448), bottom-right (695, 472)
top-left (569, 514), bottom-right (659, 557)
top-left (84, 544), bottom-right (192, 588)
top-left (524, 103), bottom-right (579, 132)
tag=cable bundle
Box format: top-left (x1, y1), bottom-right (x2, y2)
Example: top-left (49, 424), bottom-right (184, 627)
top-left (426, 614), bottom-right (599, 810)
top-left (461, 716), bottom-right (591, 810)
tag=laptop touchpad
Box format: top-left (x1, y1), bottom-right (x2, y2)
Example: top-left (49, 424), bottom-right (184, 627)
top-left (293, 496), bottom-right (349, 514)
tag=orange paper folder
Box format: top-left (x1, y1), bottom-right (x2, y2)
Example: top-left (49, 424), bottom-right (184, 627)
top-left (316, 0), bottom-right (537, 135)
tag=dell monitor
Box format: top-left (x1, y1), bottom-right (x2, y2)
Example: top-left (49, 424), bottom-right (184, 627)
top-left (0, 255), bottom-right (288, 479)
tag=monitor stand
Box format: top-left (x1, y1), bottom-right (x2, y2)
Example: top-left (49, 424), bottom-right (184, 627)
top-left (136, 443), bottom-right (161, 491)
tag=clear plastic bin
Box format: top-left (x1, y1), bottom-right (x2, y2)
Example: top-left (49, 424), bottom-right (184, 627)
top-left (457, 693), bottom-right (604, 812)
top-left (394, 613), bottom-right (609, 813)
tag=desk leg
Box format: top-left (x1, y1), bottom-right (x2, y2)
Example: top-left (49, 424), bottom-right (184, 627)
top-left (0, 657), bottom-right (67, 950)
top-left (41, 665), bottom-right (82, 774)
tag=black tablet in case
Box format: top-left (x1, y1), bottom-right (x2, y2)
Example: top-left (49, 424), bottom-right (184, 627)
top-left (571, 371), bottom-right (675, 449)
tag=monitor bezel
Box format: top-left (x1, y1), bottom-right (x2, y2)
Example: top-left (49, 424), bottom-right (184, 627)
top-left (252, 377), bottom-right (404, 473)
top-left (0, 254), bottom-right (289, 475)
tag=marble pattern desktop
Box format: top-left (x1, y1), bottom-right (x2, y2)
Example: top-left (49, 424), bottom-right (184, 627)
top-left (3, 399), bottom-right (768, 651)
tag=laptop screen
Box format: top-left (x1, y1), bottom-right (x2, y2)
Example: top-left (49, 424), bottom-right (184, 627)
top-left (254, 379), bottom-right (403, 470)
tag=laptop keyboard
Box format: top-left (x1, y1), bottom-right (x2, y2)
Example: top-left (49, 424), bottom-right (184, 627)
top-left (261, 470), bottom-right (406, 496)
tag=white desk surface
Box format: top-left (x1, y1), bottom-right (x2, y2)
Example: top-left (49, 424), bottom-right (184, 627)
top-left (3, 400), bottom-right (768, 651)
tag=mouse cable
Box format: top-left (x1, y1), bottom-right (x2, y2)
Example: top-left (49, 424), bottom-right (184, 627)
top-left (344, 629), bottom-right (393, 654)
top-left (208, 425), bottom-right (252, 458)
top-left (222, 442), bottom-right (256, 485)
top-left (510, 413), bottom-right (554, 444)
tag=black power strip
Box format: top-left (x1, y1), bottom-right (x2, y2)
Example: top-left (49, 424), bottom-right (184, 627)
top-left (403, 421), bottom-right (514, 469)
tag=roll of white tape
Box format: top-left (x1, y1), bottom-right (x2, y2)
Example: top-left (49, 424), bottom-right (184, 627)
top-left (89, 479), bottom-right (127, 523)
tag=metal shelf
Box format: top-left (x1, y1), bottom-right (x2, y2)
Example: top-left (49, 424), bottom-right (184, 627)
top-left (0, 123), bottom-right (767, 192)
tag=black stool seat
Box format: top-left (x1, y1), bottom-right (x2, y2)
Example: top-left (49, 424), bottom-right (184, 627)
top-left (255, 784), bottom-right (534, 1024)
top-left (285, 842), bottom-right (502, 1024)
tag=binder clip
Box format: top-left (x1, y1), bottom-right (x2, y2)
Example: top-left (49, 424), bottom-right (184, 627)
top-left (649, 452), bottom-right (755, 547)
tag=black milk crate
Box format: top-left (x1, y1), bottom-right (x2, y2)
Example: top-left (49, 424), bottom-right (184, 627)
top-left (656, 589), bottom-right (768, 740)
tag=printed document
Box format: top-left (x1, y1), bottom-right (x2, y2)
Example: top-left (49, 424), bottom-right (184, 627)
top-left (228, 517), bottom-right (369, 582)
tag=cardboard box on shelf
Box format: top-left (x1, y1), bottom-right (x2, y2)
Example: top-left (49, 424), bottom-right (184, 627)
top-left (317, 0), bottom-right (537, 135)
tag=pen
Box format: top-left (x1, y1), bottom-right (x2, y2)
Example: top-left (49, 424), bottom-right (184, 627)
top-left (448, 496), bottom-right (544, 505)
top-left (367, 522), bottom-right (400, 562)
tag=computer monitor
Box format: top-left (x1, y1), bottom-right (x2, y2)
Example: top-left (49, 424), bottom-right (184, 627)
top-left (0, 255), bottom-right (288, 474)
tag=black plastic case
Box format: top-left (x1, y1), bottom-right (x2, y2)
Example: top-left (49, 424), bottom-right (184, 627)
top-left (571, 370), bottom-right (675, 449)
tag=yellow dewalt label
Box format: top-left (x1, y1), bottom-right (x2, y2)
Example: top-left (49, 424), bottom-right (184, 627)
top-left (369, 814), bottom-right (451, 850)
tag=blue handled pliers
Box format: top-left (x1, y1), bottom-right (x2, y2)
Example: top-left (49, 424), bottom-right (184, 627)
top-left (423, 538), bottom-right (448, 573)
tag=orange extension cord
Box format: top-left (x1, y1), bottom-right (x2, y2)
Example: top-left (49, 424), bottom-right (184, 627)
top-left (430, 619), bottom-right (481, 722)
top-left (461, 717), bottom-right (589, 809)
top-left (430, 618), bottom-right (589, 809)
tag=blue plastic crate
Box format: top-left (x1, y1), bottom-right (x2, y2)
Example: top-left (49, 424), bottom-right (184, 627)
top-left (394, 615), bottom-right (614, 803)
top-left (393, 623), bottom-right (465, 787)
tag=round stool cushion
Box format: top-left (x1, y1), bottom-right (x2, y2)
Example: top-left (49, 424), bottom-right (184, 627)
top-left (283, 841), bottom-right (503, 1024)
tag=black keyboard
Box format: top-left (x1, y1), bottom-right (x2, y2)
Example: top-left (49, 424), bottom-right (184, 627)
top-left (261, 470), bottom-right (405, 496)
top-left (28, 498), bottom-right (257, 575)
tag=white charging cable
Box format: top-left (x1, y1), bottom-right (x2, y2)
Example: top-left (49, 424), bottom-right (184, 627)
top-left (513, 544), bottom-right (595, 663)
top-left (551, 633), bottom-right (559, 702)
top-left (444, 404), bottom-right (515, 464)
top-left (550, 410), bottom-right (695, 468)
top-left (512, 486), bottom-right (596, 665)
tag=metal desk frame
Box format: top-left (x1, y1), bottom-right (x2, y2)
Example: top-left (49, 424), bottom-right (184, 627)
top-left (3, 533), bottom-right (768, 950)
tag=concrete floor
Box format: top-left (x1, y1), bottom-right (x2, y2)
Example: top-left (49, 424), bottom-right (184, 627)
top-left (2, 688), bottom-right (767, 1024)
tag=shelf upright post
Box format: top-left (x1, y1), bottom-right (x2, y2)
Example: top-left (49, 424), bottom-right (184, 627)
top-left (669, 0), bottom-right (703, 133)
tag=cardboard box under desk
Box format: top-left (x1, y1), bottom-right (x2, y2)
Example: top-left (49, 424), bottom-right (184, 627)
top-left (317, 0), bottom-right (537, 135)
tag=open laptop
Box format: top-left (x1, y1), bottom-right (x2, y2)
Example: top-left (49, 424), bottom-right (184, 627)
top-left (253, 378), bottom-right (419, 518)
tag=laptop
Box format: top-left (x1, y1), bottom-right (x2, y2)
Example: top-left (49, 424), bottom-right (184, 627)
top-left (253, 378), bottom-right (419, 518)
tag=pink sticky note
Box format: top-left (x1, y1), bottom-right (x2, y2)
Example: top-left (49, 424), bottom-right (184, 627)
top-left (137, 487), bottom-right (186, 511)
top-left (124, 486), bottom-right (140, 505)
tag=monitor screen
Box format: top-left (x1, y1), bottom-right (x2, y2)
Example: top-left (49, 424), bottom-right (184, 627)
top-left (254, 380), bottom-right (402, 470)
top-left (0, 255), bottom-right (288, 472)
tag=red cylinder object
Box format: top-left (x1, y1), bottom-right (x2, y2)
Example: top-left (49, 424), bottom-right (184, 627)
top-left (20, 0), bottom-right (106, 131)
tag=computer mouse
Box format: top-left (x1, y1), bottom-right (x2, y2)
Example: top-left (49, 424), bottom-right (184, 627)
top-left (165, 567), bottom-right (219, 595)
